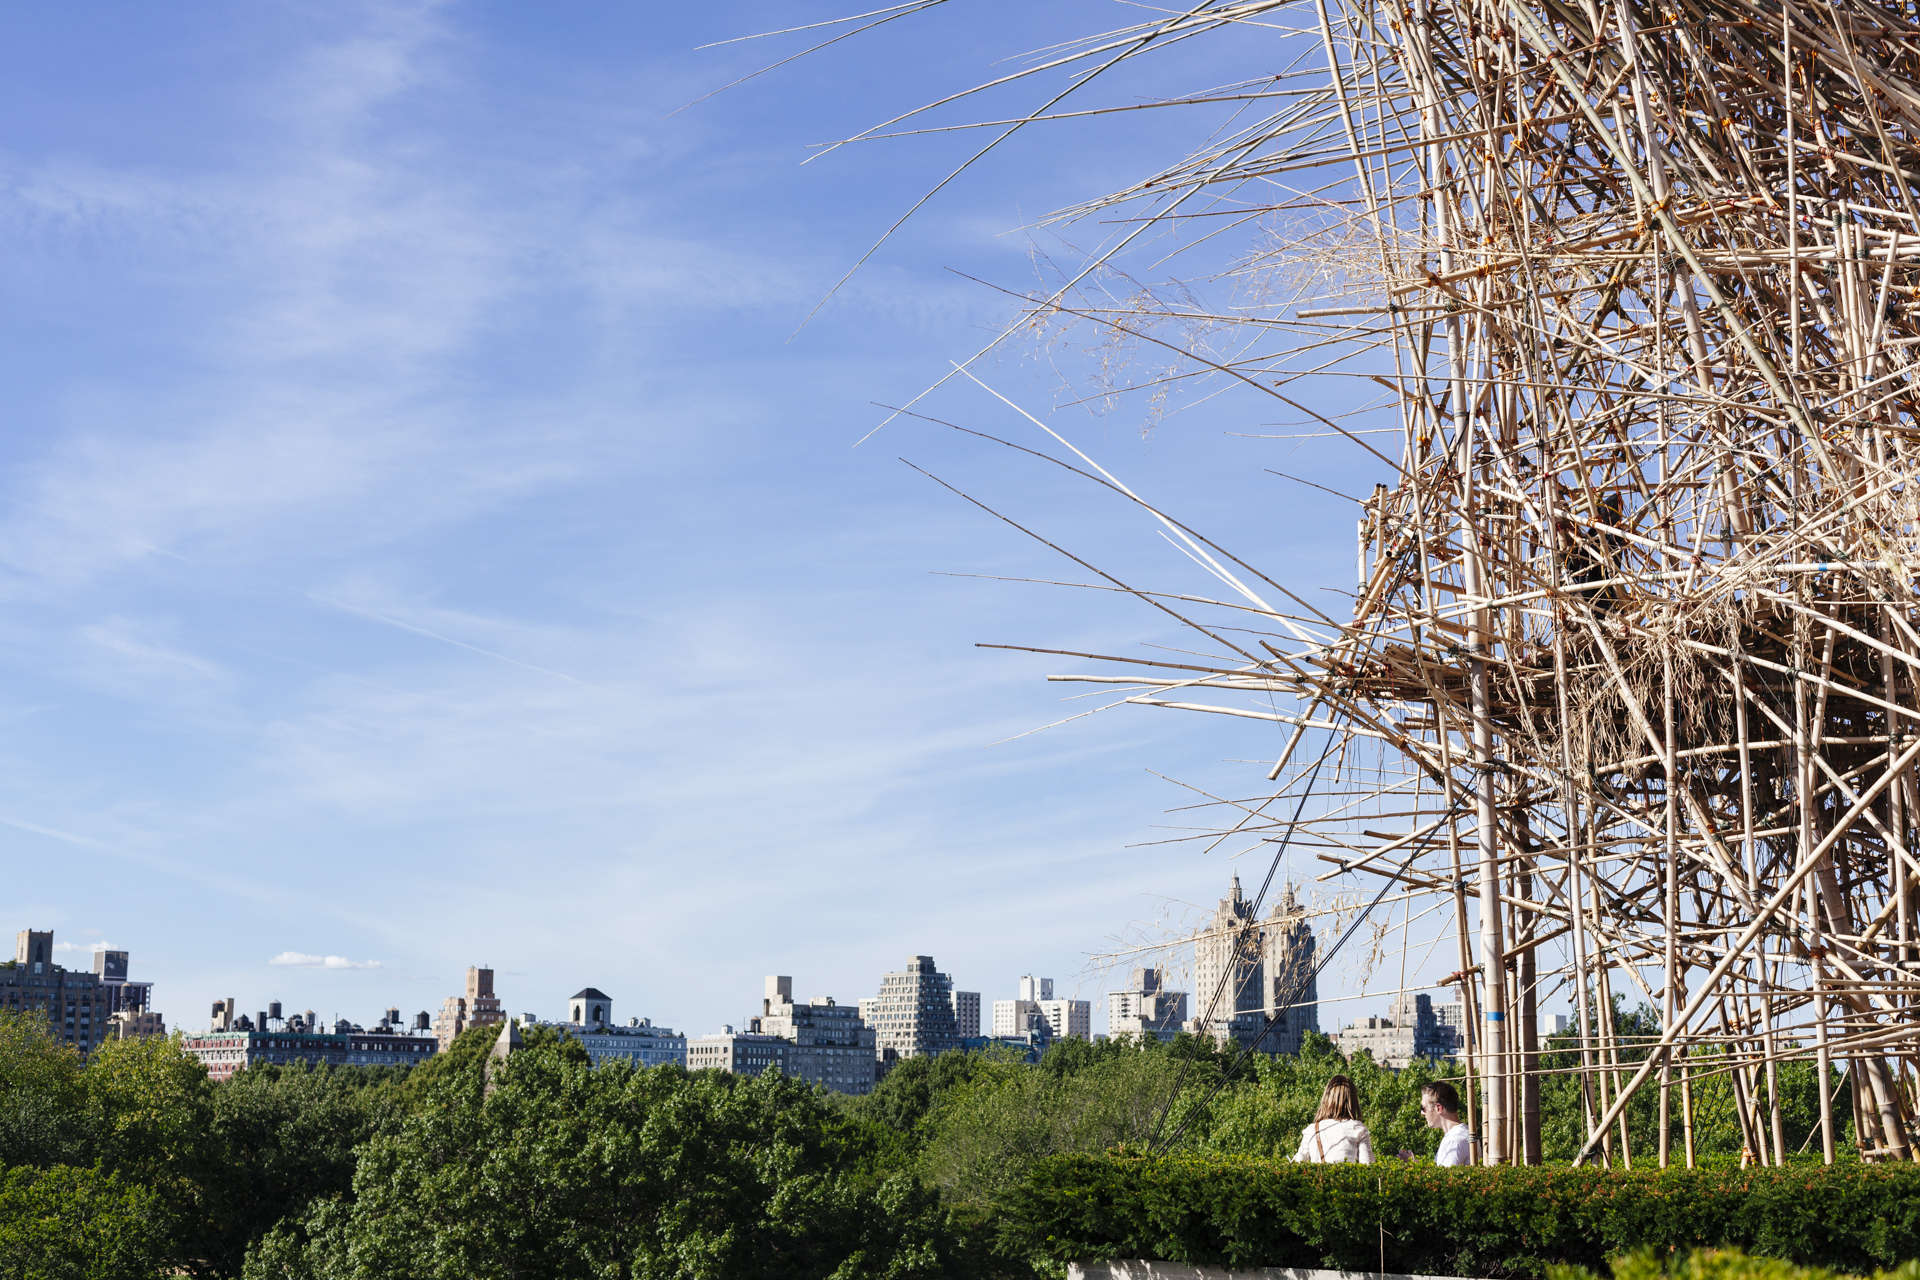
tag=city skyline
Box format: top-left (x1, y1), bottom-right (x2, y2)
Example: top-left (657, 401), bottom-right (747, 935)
top-left (14, 920), bottom-right (1532, 1054)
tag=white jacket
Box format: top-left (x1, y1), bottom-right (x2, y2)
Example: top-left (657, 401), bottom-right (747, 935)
top-left (1294, 1118), bottom-right (1374, 1164)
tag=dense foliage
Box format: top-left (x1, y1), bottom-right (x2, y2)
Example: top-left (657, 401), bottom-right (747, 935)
top-left (245, 1038), bottom-right (979, 1279)
top-left (0, 1006), bottom-right (1903, 1279)
top-left (1555, 1248), bottom-right (1920, 1280)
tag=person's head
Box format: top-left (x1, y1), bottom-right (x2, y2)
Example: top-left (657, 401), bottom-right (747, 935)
top-left (1421, 1081), bottom-right (1461, 1128)
top-left (1315, 1074), bottom-right (1362, 1123)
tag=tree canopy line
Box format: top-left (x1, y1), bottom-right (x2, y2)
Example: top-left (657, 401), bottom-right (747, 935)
top-left (0, 1003), bottom-right (1865, 1279)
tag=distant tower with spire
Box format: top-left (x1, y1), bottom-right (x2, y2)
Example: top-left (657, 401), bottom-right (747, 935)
top-left (1187, 874), bottom-right (1319, 1052)
top-left (1262, 881), bottom-right (1319, 1053)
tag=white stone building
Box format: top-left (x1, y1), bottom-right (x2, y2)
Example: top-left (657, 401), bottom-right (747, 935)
top-left (564, 1020), bottom-right (687, 1069)
top-left (1108, 968), bottom-right (1189, 1042)
top-left (992, 976), bottom-right (1090, 1043)
top-left (529, 988), bottom-right (686, 1069)
top-left (1040, 998), bottom-right (1091, 1042)
top-left (568, 988), bottom-right (612, 1026)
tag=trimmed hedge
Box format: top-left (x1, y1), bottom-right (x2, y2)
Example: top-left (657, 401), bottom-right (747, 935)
top-left (999, 1153), bottom-right (1920, 1278)
top-left (1560, 1248), bottom-right (1920, 1280)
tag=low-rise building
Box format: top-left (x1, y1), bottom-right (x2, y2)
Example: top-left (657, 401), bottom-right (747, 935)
top-left (529, 988), bottom-right (687, 1070)
top-left (568, 988), bottom-right (612, 1026)
top-left (4, 930), bottom-right (113, 1058)
top-left (752, 975), bottom-right (878, 1095)
top-left (183, 1025), bottom-right (439, 1082)
top-left (687, 1028), bottom-right (787, 1078)
top-left (564, 1020), bottom-right (686, 1069)
top-left (1108, 968), bottom-right (1189, 1042)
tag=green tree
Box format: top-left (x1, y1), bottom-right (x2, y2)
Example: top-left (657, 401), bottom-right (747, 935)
top-left (0, 1164), bottom-right (165, 1280)
top-left (394, 1021), bottom-right (503, 1105)
top-left (837, 1048), bottom-right (1008, 1172)
top-left (246, 1036), bottom-right (984, 1280)
top-left (918, 1043), bottom-right (1214, 1206)
top-left (76, 1031), bottom-right (219, 1276)
top-left (190, 1063), bottom-right (409, 1277)
top-left (0, 1011), bottom-right (85, 1170)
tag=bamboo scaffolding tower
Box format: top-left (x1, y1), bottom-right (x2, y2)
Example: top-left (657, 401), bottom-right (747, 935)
top-left (793, 0), bottom-right (1920, 1165)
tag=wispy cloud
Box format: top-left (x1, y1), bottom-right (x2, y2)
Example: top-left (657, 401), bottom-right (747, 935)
top-left (53, 940), bottom-right (120, 953)
top-left (269, 952), bottom-right (382, 970)
top-left (0, 3), bottom-right (1276, 1043)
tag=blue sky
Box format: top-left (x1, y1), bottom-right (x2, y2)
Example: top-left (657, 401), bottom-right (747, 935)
top-left (0, 1), bottom-right (1451, 1039)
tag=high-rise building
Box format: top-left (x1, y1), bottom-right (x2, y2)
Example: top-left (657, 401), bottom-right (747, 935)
top-left (1108, 968), bottom-right (1189, 1042)
top-left (1436, 998), bottom-right (1469, 1048)
top-left (752, 975), bottom-right (879, 1094)
top-left (1262, 884), bottom-right (1319, 1054)
top-left (867, 956), bottom-right (960, 1059)
top-left (991, 976), bottom-right (1089, 1043)
top-left (92, 950), bottom-right (153, 1018)
top-left (1189, 877), bottom-right (1265, 1044)
top-left (950, 989), bottom-right (980, 1039)
top-left (4, 930), bottom-right (115, 1058)
top-left (992, 976), bottom-right (1048, 1037)
top-left (434, 966), bottom-right (505, 1051)
top-left (1039, 997), bottom-right (1091, 1042)
top-left (991, 997), bottom-right (1042, 1038)
top-left (1188, 876), bottom-right (1319, 1051)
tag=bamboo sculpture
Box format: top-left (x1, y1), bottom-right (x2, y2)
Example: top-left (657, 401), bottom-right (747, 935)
top-left (802, 0), bottom-right (1920, 1164)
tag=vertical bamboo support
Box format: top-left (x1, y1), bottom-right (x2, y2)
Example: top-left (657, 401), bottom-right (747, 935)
top-left (1765, 964), bottom-right (1788, 1165)
top-left (1680, 1047), bottom-right (1697, 1168)
top-left (1466, 435), bottom-right (1507, 1165)
top-left (1519, 859), bottom-right (1542, 1166)
top-left (1660, 658), bottom-right (1681, 1166)
top-left (1723, 999), bottom-right (1761, 1164)
top-left (1852, 1059), bottom-right (1873, 1156)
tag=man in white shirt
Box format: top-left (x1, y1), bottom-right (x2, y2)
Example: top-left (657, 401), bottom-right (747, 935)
top-left (1422, 1081), bottom-right (1475, 1166)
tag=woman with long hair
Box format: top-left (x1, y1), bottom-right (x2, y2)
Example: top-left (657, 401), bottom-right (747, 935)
top-left (1293, 1074), bottom-right (1374, 1163)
